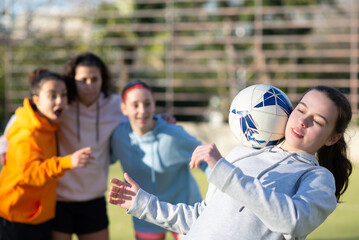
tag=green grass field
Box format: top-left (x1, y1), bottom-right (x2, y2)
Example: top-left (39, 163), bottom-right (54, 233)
top-left (107, 163), bottom-right (359, 240)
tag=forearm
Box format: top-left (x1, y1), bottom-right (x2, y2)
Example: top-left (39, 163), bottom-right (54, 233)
top-left (19, 155), bottom-right (72, 186)
top-left (14, 141), bottom-right (72, 186)
top-left (128, 188), bottom-right (204, 234)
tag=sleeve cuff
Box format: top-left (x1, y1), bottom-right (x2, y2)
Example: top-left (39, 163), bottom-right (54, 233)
top-left (128, 188), bottom-right (153, 218)
top-left (61, 155), bottom-right (73, 169)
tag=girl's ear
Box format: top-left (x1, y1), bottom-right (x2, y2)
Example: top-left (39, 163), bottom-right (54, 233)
top-left (121, 102), bottom-right (128, 116)
top-left (32, 95), bottom-right (39, 106)
top-left (325, 133), bottom-right (342, 146)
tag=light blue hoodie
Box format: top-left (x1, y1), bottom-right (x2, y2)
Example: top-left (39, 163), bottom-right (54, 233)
top-left (111, 115), bottom-right (210, 233)
top-left (128, 145), bottom-right (337, 239)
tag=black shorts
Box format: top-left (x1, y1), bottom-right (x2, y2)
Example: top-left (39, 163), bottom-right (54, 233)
top-left (0, 217), bottom-right (52, 240)
top-left (52, 196), bottom-right (109, 235)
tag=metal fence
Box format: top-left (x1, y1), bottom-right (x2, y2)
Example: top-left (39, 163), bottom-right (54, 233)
top-left (1, 0), bottom-right (358, 122)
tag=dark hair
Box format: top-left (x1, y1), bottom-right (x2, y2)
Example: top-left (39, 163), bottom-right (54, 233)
top-left (303, 85), bottom-right (352, 202)
top-left (121, 80), bottom-right (152, 102)
top-left (63, 52), bottom-right (114, 101)
top-left (28, 68), bottom-right (66, 109)
top-left (29, 67), bottom-right (65, 97)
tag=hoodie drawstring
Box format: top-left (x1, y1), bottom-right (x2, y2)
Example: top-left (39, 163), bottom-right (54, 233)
top-left (96, 100), bottom-right (99, 142)
top-left (256, 152), bottom-right (296, 180)
top-left (76, 100), bottom-right (100, 143)
top-left (55, 131), bottom-right (59, 156)
top-left (236, 147), bottom-right (296, 212)
top-left (232, 147), bottom-right (296, 179)
top-left (76, 101), bottom-right (80, 142)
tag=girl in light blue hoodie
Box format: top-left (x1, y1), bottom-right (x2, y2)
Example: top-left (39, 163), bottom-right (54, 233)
top-left (108, 85), bottom-right (352, 240)
top-left (110, 80), bottom-right (209, 240)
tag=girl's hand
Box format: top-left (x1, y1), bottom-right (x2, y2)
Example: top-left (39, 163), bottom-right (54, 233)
top-left (161, 113), bottom-right (177, 124)
top-left (190, 144), bottom-right (222, 169)
top-left (70, 147), bottom-right (92, 168)
top-left (108, 173), bottom-right (139, 210)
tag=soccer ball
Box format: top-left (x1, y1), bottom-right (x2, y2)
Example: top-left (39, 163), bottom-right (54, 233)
top-left (228, 84), bottom-right (293, 149)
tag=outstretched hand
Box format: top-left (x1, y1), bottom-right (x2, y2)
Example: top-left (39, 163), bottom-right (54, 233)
top-left (108, 173), bottom-right (139, 210)
top-left (189, 143), bottom-right (222, 169)
top-left (161, 113), bottom-right (177, 124)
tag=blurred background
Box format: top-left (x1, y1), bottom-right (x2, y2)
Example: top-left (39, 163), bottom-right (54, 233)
top-left (1, 1), bottom-right (359, 239)
top-left (1, 0), bottom-right (359, 128)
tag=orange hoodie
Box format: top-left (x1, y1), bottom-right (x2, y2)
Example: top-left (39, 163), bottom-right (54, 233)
top-left (0, 98), bottom-right (72, 224)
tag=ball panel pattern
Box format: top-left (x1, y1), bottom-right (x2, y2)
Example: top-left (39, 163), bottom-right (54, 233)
top-left (228, 84), bottom-right (293, 149)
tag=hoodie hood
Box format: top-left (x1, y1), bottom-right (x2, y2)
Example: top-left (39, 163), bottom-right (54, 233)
top-left (129, 115), bottom-right (164, 144)
top-left (128, 115), bottom-right (164, 188)
top-left (0, 98), bottom-right (72, 225)
top-left (7, 98), bottom-right (57, 140)
top-left (269, 146), bottom-right (319, 166)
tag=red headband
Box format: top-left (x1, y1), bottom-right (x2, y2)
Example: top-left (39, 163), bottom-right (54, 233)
top-left (123, 84), bottom-right (152, 102)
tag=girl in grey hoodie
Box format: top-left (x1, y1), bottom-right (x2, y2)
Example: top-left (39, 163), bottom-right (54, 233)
top-left (108, 85), bottom-right (352, 240)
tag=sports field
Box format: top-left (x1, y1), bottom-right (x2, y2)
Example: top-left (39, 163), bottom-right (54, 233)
top-left (106, 162), bottom-right (359, 240)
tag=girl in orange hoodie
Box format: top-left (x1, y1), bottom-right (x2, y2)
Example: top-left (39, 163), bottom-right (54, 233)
top-left (0, 68), bottom-right (92, 240)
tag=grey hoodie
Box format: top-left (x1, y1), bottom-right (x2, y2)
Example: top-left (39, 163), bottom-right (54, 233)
top-left (128, 145), bottom-right (337, 239)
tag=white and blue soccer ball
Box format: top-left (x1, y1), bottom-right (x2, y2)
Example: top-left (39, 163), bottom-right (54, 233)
top-left (228, 84), bottom-right (293, 149)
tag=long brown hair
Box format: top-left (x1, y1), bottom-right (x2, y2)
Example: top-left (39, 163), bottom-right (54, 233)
top-left (304, 85), bottom-right (352, 202)
top-left (63, 52), bottom-right (114, 102)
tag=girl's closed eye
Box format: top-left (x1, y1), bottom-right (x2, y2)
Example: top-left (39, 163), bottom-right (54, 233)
top-left (313, 117), bottom-right (325, 127)
top-left (313, 119), bottom-right (321, 126)
top-left (296, 106), bottom-right (306, 114)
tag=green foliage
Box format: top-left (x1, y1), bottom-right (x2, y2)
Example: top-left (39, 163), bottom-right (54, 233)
top-left (3, 0), bottom-right (350, 122)
top-left (263, 0), bottom-right (318, 6)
